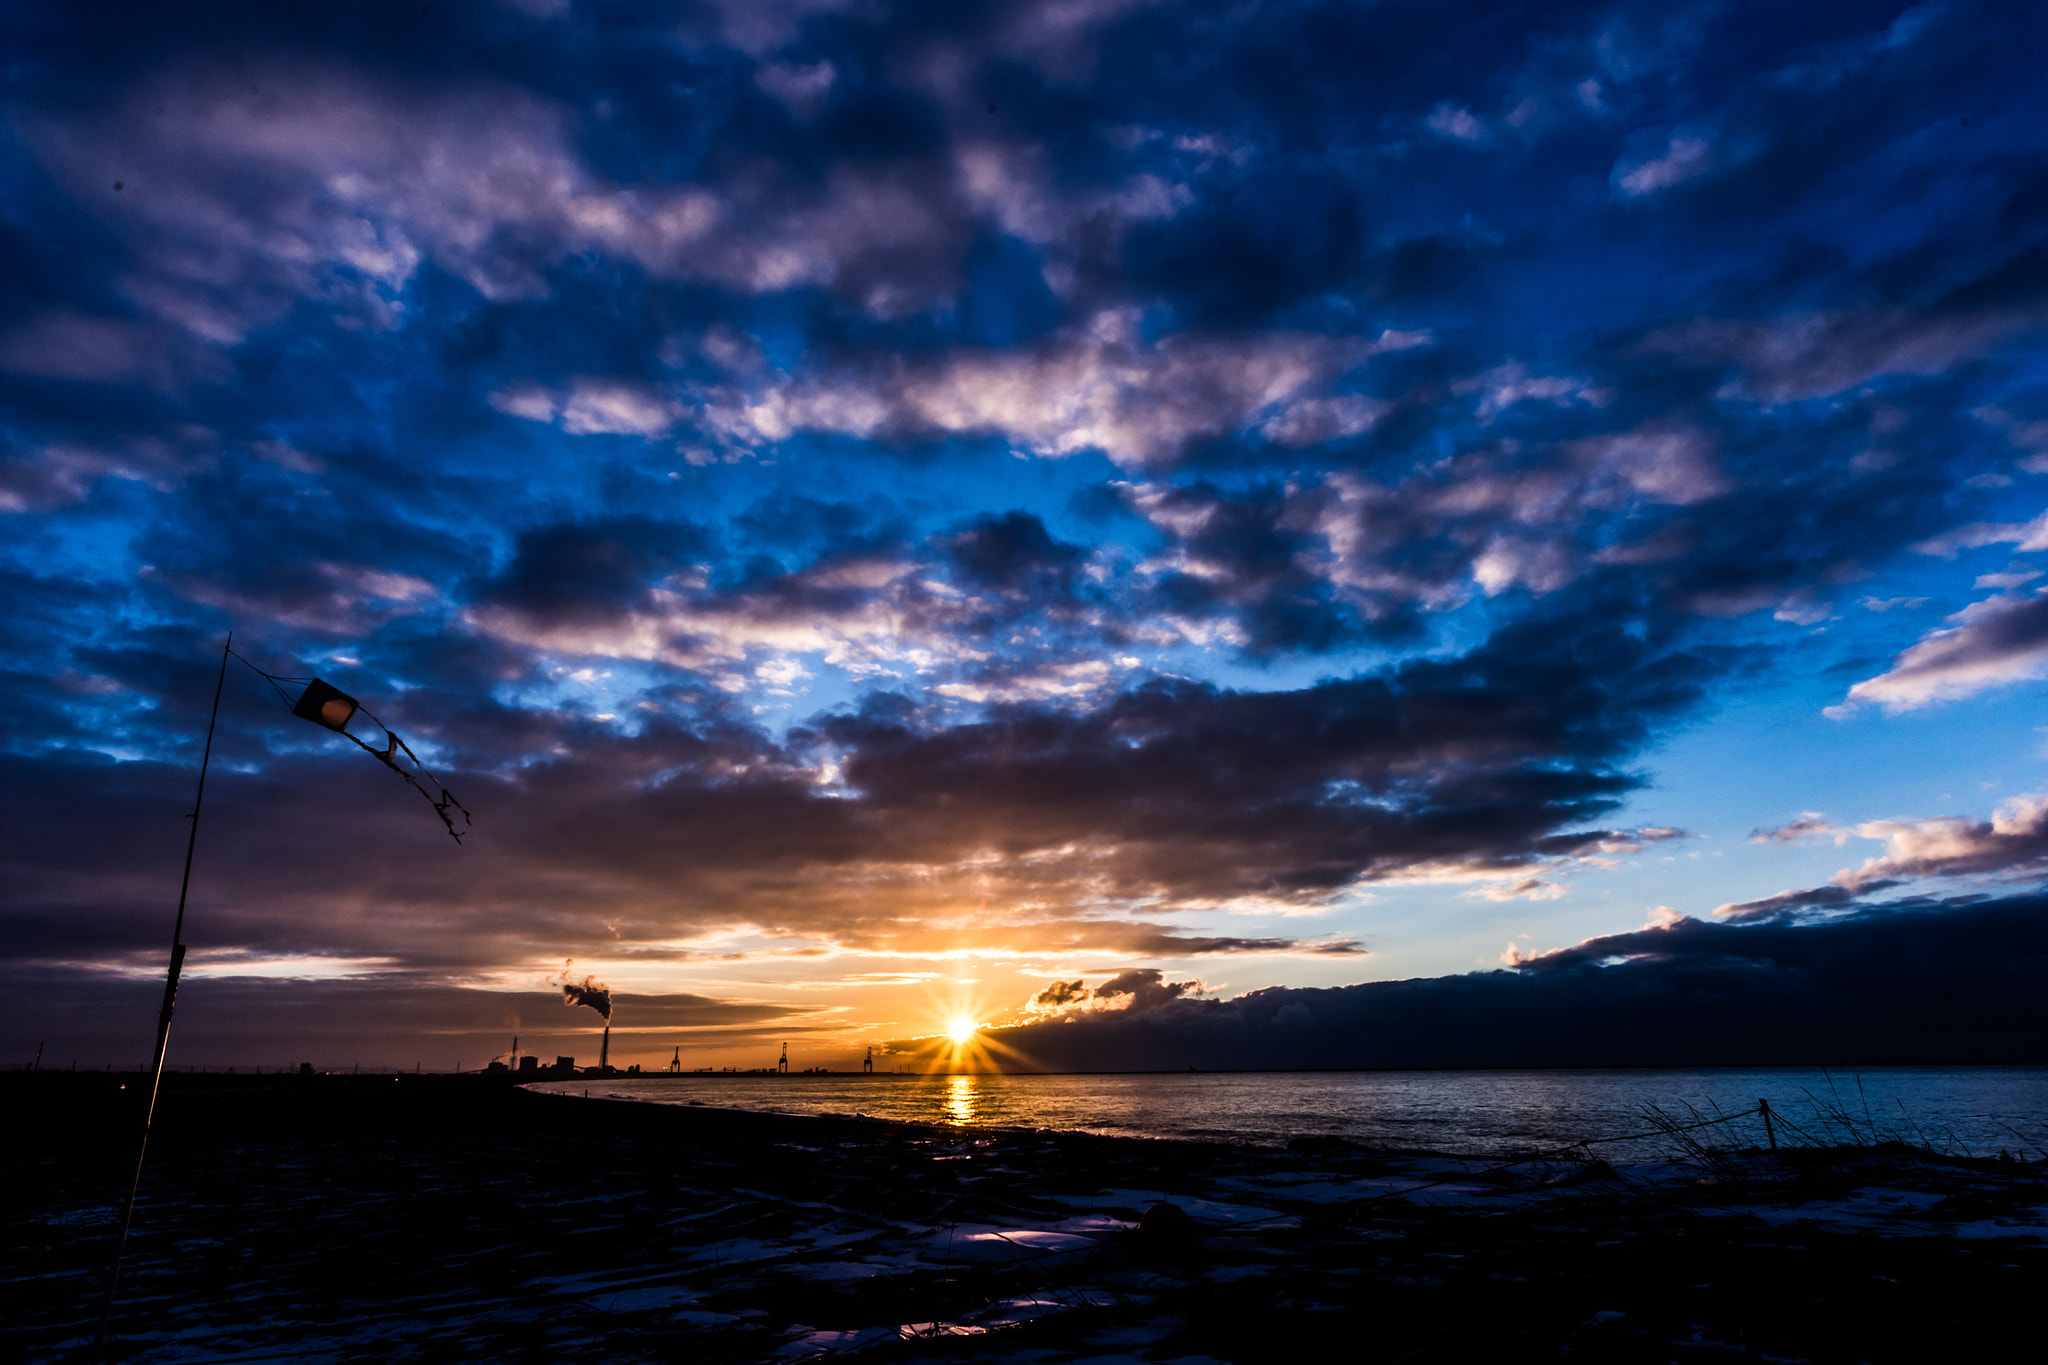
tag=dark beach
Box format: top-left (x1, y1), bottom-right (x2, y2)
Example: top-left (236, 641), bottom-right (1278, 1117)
top-left (5, 1073), bottom-right (2046, 1364)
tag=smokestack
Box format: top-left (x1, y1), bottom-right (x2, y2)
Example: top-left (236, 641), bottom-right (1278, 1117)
top-left (553, 960), bottom-right (614, 1070)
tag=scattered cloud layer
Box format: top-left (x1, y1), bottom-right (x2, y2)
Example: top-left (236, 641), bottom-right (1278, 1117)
top-left (1717, 794), bottom-right (2048, 921)
top-left (4, 0), bottom-right (2048, 1062)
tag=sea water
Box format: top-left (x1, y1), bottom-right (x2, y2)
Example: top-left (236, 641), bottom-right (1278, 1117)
top-left (531, 1065), bottom-right (2048, 1160)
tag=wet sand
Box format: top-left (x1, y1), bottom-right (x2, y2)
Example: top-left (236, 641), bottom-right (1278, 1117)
top-left (5, 1072), bottom-right (2045, 1363)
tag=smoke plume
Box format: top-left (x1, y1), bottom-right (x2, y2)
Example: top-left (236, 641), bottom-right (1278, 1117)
top-left (554, 961), bottom-right (612, 1021)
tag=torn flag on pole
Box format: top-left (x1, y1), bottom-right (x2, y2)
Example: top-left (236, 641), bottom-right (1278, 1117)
top-left (234, 653), bottom-right (473, 841)
top-left (290, 678), bottom-right (360, 732)
top-left (291, 677), bottom-right (472, 841)
top-left (94, 638), bottom-right (475, 1362)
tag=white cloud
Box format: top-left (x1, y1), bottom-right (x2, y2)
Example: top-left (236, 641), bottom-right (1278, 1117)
top-left (1836, 794), bottom-right (2048, 888)
top-left (755, 60), bottom-right (836, 118)
top-left (29, 58), bottom-right (1215, 359)
top-left (1911, 509), bottom-right (2048, 558)
top-left (146, 559), bottom-right (437, 634)
top-left (1427, 103), bottom-right (1487, 141)
top-left (493, 379), bottom-right (683, 437)
top-left (1472, 537), bottom-right (1578, 596)
top-left (558, 380), bottom-right (683, 437)
top-left (932, 659), bottom-right (1117, 704)
top-left (1614, 135), bottom-right (1711, 195)
top-left (1567, 425), bottom-right (1728, 506)
top-left (0, 435), bottom-right (215, 513)
top-left (489, 383), bottom-right (559, 424)
top-left (954, 140), bottom-right (1188, 248)
top-left (1467, 876), bottom-right (1566, 901)
top-left (691, 0), bottom-right (866, 56)
top-left (1841, 589), bottom-right (2048, 712)
top-left (701, 311), bottom-right (1428, 466)
top-left (992, 0), bottom-right (1160, 81)
top-left (1772, 591), bottom-right (1834, 626)
top-left (1748, 813), bottom-right (1844, 845)
top-left (1458, 361), bottom-right (1610, 420)
top-left (1279, 419), bottom-right (1735, 613)
top-left (464, 552), bottom-right (1029, 688)
top-left (1643, 302), bottom-right (2048, 404)
top-left (1257, 394), bottom-right (1389, 446)
top-left (1973, 406), bottom-right (2048, 471)
top-left (31, 65), bottom-right (692, 341)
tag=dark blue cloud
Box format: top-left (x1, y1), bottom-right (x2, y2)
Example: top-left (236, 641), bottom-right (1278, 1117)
top-left (478, 517), bottom-right (716, 627)
top-left (964, 893), bottom-right (2048, 1069)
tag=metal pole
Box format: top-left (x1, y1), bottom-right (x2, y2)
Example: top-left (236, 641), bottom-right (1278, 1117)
top-left (90, 633), bottom-right (232, 1360)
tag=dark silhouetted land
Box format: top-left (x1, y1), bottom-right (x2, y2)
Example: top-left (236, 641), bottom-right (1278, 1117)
top-left (5, 1072), bottom-right (2045, 1363)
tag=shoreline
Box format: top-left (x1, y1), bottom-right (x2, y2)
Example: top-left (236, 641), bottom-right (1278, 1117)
top-left (5, 1073), bottom-right (2046, 1363)
top-left (529, 1065), bottom-right (2048, 1163)
top-left (21, 1058), bottom-right (2037, 1076)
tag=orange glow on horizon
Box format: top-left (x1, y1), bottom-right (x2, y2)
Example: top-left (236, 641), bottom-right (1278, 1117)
top-left (892, 975), bottom-right (1038, 1073)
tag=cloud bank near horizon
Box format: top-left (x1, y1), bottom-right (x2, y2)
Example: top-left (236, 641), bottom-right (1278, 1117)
top-left (921, 893), bottom-right (2048, 1070)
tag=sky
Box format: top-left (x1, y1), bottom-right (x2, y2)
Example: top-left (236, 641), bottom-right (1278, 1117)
top-left (5, 0), bottom-right (2048, 1073)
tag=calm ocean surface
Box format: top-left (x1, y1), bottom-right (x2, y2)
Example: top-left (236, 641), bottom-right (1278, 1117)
top-left (532, 1066), bottom-right (2048, 1160)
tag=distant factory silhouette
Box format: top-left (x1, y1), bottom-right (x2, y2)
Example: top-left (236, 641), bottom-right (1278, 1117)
top-left (481, 1039), bottom-right (883, 1078)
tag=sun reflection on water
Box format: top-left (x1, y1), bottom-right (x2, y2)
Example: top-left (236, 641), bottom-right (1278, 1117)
top-left (941, 1073), bottom-right (978, 1125)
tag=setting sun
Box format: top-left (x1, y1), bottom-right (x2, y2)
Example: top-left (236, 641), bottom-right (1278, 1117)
top-left (947, 1017), bottom-right (977, 1043)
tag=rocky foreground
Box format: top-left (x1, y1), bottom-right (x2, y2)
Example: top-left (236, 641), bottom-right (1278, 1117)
top-left (4, 1073), bottom-right (2045, 1364)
